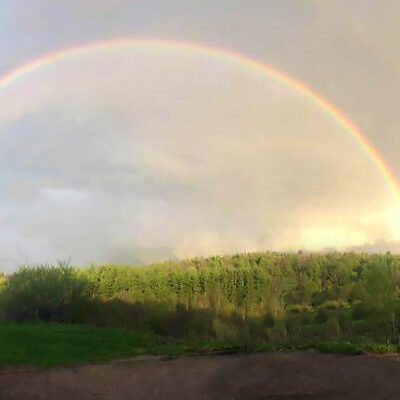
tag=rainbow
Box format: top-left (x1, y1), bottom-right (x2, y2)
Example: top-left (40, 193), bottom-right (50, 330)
top-left (0, 38), bottom-right (399, 201)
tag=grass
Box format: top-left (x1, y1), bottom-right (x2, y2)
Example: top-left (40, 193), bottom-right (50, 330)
top-left (0, 321), bottom-right (184, 368)
top-left (1, 321), bottom-right (399, 368)
top-left (253, 340), bottom-right (362, 355)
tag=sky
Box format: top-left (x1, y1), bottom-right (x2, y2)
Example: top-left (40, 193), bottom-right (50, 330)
top-left (0, 0), bottom-right (400, 270)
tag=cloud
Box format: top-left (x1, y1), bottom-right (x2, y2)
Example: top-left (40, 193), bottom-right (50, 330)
top-left (0, 43), bottom-right (398, 270)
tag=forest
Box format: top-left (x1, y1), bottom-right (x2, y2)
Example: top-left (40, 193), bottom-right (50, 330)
top-left (1, 251), bottom-right (400, 354)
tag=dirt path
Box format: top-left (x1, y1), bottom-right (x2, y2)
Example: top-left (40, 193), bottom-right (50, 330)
top-left (2, 352), bottom-right (400, 399)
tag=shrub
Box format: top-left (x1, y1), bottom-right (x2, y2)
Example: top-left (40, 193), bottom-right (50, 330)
top-left (0, 265), bottom-right (88, 322)
top-left (337, 309), bottom-right (351, 331)
top-left (315, 308), bottom-right (328, 324)
top-left (82, 298), bottom-right (152, 329)
top-left (262, 313), bottom-right (275, 328)
top-left (311, 291), bottom-right (329, 307)
top-left (150, 304), bottom-right (194, 338)
top-left (190, 309), bottom-right (214, 339)
top-left (286, 315), bottom-right (303, 337)
top-left (320, 300), bottom-right (347, 310)
top-left (315, 341), bottom-right (362, 354)
top-left (286, 304), bottom-right (312, 314)
top-left (269, 321), bottom-right (287, 342)
top-left (352, 302), bottom-right (371, 321)
top-left (364, 342), bottom-right (397, 354)
top-left (324, 316), bottom-right (340, 338)
top-left (235, 324), bottom-right (253, 349)
top-left (212, 317), bottom-right (234, 340)
top-left (245, 317), bottom-right (265, 343)
top-left (0, 274), bottom-right (6, 290)
top-left (300, 312), bottom-right (313, 326)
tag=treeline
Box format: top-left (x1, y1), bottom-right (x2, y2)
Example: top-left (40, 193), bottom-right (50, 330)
top-left (1, 251), bottom-right (400, 348)
top-left (81, 251), bottom-right (400, 316)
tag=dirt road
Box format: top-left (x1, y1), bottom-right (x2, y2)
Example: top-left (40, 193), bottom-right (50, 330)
top-left (2, 352), bottom-right (400, 399)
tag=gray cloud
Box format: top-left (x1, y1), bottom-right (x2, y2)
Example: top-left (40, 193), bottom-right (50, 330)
top-left (0, 1), bottom-right (399, 270)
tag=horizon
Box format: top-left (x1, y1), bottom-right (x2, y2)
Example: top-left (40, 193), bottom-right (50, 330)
top-left (1, 247), bottom-right (400, 274)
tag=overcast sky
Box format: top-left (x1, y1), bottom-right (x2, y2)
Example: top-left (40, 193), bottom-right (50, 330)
top-left (0, 1), bottom-right (400, 270)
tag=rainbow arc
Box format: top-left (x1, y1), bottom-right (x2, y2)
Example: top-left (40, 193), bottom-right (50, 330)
top-left (0, 38), bottom-right (398, 202)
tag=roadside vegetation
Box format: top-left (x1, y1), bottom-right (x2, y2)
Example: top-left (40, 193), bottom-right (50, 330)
top-left (0, 322), bottom-right (169, 367)
top-left (1, 251), bottom-right (400, 367)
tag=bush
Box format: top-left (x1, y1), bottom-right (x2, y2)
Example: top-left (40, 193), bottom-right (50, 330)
top-left (352, 302), bottom-right (371, 321)
top-left (0, 274), bottom-right (6, 290)
top-left (337, 309), bottom-right (351, 331)
top-left (320, 300), bottom-right (347, 310)
top-left (315, 341), bottom-right (362, 354)
top-left (0, 265), bottom-right (88, 322)
top-left (286, 304), bottom-right (312, 314)
top-left (324, 316), bottom-right (340, 338)
top-left (300, 312), bottom-right (313, 326)
top-left (315, 308), bottom-right (328, 324)
top-left (364, 342), bottom-right (398, 354)
top-left (286, 315), bottom-right (303, 337)
top-left (269, 321), bottom-right (287, 342)
top-left (245, 317), bottom-right (265, 343)
top-left (311, 291), bottom-right (329, 307)
top-left (149, 304), bottom-right (194, 338)
top-left (82, 298), bottom-right (153, 329)
top-left (262, 313), bottom-right (275, 328)
top-left (212, 317), bottom-right (233, 340)
top-left (190, 309), bottom-right (214, 339)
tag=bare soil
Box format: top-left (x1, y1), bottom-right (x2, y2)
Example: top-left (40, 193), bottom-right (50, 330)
top-left (2, 351), bottom-right (400, 400)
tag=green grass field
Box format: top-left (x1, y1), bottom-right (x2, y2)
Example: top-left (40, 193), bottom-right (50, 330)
top-left (0, 322), bottom-right (185, 367)
top-left (1, 322), bottom-right (399, 368)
